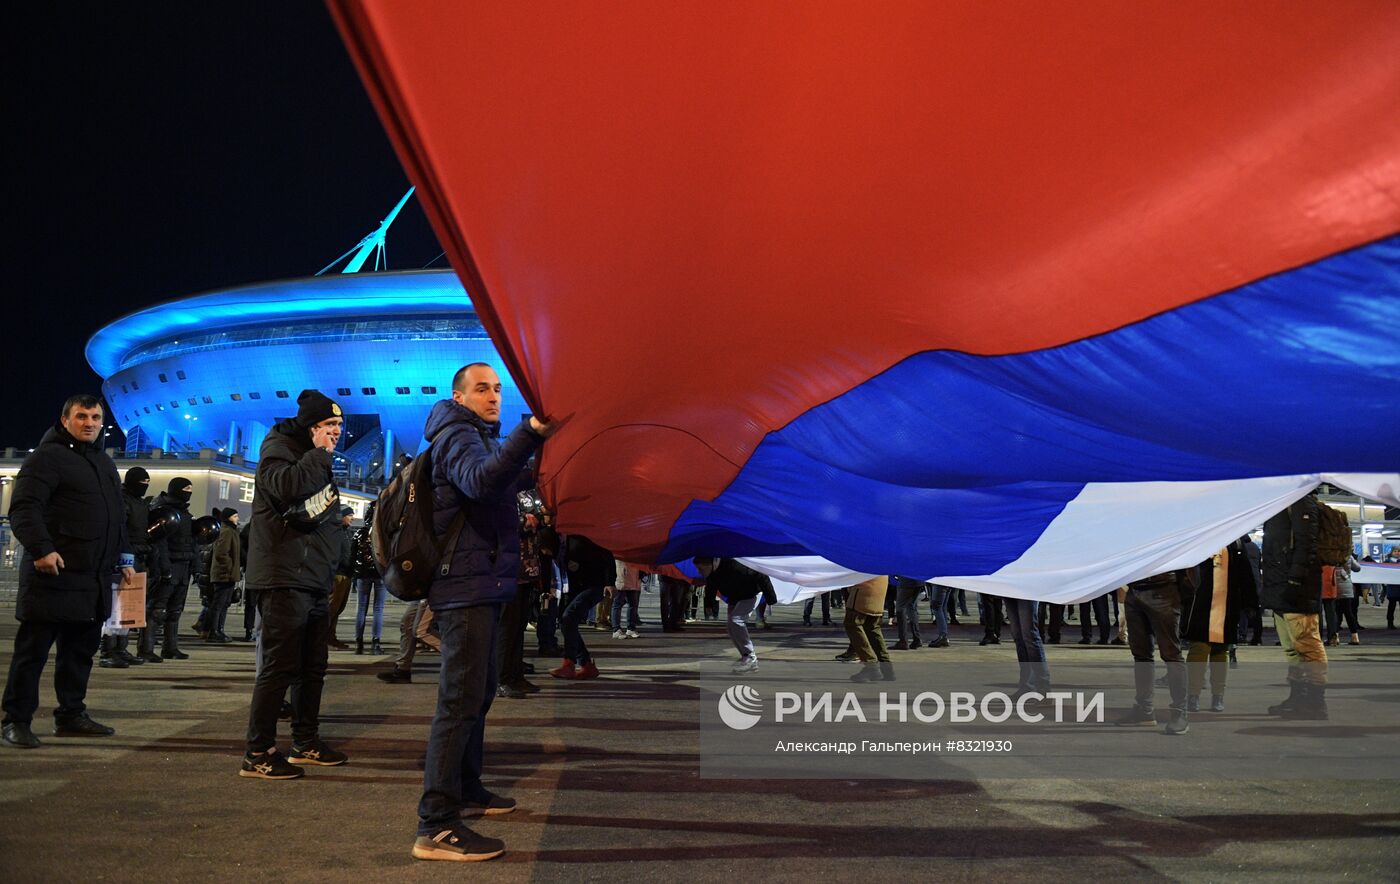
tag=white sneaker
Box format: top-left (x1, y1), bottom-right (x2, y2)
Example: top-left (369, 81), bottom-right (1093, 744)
top-left (732, 656), bottom-right (759, 674)
top-left (612, 630), bottom-right (626, 639)
top-left (625, 629), bottom-right (640, 639)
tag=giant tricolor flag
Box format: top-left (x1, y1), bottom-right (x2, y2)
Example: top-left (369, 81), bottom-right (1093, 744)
top-left (330, 1), bottom-right (1400, 601)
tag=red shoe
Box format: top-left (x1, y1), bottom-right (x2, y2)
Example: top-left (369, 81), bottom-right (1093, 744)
top-left (549, 660), bottom-right (577, 679)
top-left (575, 661), bottom-right (599, 680)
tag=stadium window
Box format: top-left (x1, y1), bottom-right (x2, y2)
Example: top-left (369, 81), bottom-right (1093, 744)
top-left (143, 406), bottom-right (151, 414)
top-left (395, 386), bottom-right (410, 395)
top-left (202, 396), bottom-right (213, 404)
top-left (155, 405), bottom-right (163, 412)
top-left (337, 387), bottom-right (351, 396)
top-left (158, 373), bottom-right (168, 383)
top-left (361, 387), bottom-right (376, 395)
top-left (240, 481), bottom-right (255, 502)
top-left (131, 381), bottom-right (139, 390)
top-left (230, 393), bottom-right (242, 401)
top-left (249, 392), bottom-right (261, 400)
top-left (275, 390), bottom-right (289, 399)
top-left (177, 370), bottom-right (187, 380)
top-left (121, 384), bottom-right (128, 394)
top-left (421, 386), bottom-right (437, 395)
top-left (171, 401), bottom-right (179, 408)
top-left (188, 397), bottom-right (198, 406)
top-left (218, 478), bottom-right (231, 500)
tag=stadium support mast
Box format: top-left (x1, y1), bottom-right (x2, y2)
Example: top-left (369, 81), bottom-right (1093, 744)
top-left (317, 187), bottom-right (416, 275)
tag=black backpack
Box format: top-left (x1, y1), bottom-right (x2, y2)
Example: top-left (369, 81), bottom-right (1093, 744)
top-left (371, 430), bottom-right (468, 601)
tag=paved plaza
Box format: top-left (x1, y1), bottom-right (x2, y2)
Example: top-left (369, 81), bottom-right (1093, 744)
top-left (2, 594), bottom-right (1398, 882)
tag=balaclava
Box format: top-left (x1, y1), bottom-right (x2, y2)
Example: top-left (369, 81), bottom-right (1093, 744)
top-left (167, 476), bottom-right (194, 506)
top-left (122, 467), bottom-right (150, 497)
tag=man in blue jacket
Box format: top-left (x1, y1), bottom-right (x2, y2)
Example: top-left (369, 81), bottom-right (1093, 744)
top-left (413, 363), bottom-right (551, 863)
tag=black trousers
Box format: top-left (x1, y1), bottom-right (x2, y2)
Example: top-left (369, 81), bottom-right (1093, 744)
top-left (703, 586), bottom-right (720, 620)
top-left (1238, 605), bottom-right (1263, 643)
top-left (207, 581), bottom-right (236, 637)
top-left (659, 577), bottom-right (689, 630)
top-left (1337, 596), bottom-right (1360, 634)
top-left (2, 619), bottom-right (102, 725)
top-left (497, 583), bottom-right (531, 685)
top-left (246, 589), bottom-right (329, 752)
top-left (141, 561), bottom-right (191, 654)
top-left (1080, 595), bottom-right (1111, 642)
top-left (1037, 603), bottom-right (1065, 642)
top-left (1126, 585), bottom-right (1187, 710)
top-left (243, 588), bottom-right (259, 636)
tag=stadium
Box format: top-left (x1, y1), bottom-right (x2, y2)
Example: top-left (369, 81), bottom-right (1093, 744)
top-left (86, 268), bottom-right (526, 482)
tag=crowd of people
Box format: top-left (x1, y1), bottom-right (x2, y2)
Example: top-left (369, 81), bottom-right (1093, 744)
top-left (2, 385), bottom-right (1397, 863)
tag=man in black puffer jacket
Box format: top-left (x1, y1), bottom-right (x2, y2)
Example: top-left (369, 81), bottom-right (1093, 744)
top-left (1260, 490), bottom-right (1327, 719)
top-left (2, 395), bottom-right (131, 749)
top-left (141, 477), bottom-right (197, 661)
top-left (240, 390), bottom-right (348, 780)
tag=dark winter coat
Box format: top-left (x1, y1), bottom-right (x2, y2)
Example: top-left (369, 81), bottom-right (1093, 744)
top-left (245, 419), bottom-right (341, 594)
top-left (335, 522), bottom-right (354, 577)
top-left (563, 534), bottom-right (617, 592)
top-left (1241, 537), bottom-right (1263, 598)
top-left (1185, 541), bottom-right (1258, 644)
top-left (423, 399), bottom-right (543, 611)
top-left (122, 489), bottom-right (152, 573)
top-left (351, 523), bottom-right (377, 580)
top-left (210, 517), bottom-right (242, 582)
top-left (1127, 567), bottom-right (1199, 601)
top-left (705, 558), bottom-right (772, 603)
top-left (1260, 495), bottom-right (1320, 614)
top-left (8, 424), bottom-right (126, 623)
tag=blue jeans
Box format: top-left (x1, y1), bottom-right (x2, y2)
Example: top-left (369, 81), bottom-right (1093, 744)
top-left (561, 585), bottom-right (605, 664)
top-left (928, 584), bottom-right (952, 642)
top-left (1003, 597), bottom-right (1050, 691)
top-left (417, 603), bottom-right (501, 834)
top-left (354, 577), bottom-right (386, 642)
top-left (610, 590), bottom-right (640, 630)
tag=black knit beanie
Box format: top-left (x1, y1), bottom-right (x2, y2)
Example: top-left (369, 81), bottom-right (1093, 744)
top-left (296, 389), bottom-right (341, 428)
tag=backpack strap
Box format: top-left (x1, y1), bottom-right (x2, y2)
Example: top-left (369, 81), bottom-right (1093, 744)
top-left (429, 421), bottom-right (496, 576)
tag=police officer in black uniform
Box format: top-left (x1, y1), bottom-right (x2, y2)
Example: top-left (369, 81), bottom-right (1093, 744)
top-left (140, 477), bottom-right (197, 661)
top-left (99, 467), bottom-right (153, 667)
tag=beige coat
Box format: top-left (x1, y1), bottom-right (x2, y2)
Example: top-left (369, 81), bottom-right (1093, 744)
top-left (846, 576), bottom-right (889, 616)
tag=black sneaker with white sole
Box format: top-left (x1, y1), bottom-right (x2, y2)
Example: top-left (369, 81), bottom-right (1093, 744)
top-left (412, 826), bottom-right (505, 862)
top-left (287, 739), bottom-right (348, 766)
top-left (239, 749), bottom-right (304, 780)
top-left (461, 792), bottom-right (516, 817)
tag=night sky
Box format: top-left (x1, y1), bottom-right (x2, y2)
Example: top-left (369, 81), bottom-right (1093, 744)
top-left (6, 3), bottom-right (443, 446)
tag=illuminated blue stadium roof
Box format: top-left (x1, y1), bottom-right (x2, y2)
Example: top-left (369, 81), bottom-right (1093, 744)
top-left (85, 269), bottom-right (517, 479)
top-left (86, 270), bottom-right (472, 377)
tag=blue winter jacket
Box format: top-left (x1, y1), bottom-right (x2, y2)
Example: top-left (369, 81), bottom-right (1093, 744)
top-left (423, 399), bottom-right (543, 611)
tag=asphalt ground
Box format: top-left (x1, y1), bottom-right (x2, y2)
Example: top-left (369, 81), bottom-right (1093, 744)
top-left (1, 592), bottom-right (1397, 882)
